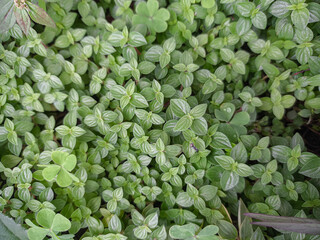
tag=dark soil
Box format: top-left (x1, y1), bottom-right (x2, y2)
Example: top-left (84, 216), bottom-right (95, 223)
top-left (299, 126), bottom-right (320, 156)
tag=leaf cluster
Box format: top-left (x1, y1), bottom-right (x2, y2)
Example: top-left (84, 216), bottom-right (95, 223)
top-left (0, 0), bottom-right (319, 239)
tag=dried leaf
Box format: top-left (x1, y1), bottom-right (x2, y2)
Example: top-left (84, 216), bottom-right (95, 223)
top-left (251, 222), bottom-right (320, 235)
top-left (26, 2), bottom-right (55, 28)
top-left (14, 7), bottom-right (31, 35)
top-left (245, 213), bottom-right (320, 235)
top-left (219, 204), bottom-right (233, 223)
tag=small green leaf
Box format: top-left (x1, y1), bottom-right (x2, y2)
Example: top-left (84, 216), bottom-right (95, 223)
top-left (171, 99), bottom-right (191, 117)
top-left (211, 132), bottom-right (232, 149)
top-left (252, 11), bottom-right (267, 29)
top-left (1, 155), bottom-right (22, 168)
top-left (129, 31), bottom-right (147, 47)
top-left (230, 112), bottom-right (250, 126)
top-left (131, 93), bottom-right (149, 108)
top-left (215, 156), bottom-right (234, 170)
top-left (109, 215), bottom-right (122, 233)
top-left (174, 115), bottom-right (192, 131)
top-left (269, 1), bottom-right (290, 18)
top-left (36, 209), bottom-right (55, 228)
top-left (306, 98), bottom-right (320, 109)
top-left (220, 171), bottom-right (239, 191)
top-left (52, 214), bottom-right (71, 232)
top-left (56, 169), bottom-right (73, 187)
top-left (236, 164), bottom-right (253, 177)
top-left (197, 225), bottom-right (219, 239)
top-left (217, 220), bottom-right (238, 239)
top-left (27, 227), bottom-right (49, 240)
top-left (299, 158), bottom-right (320, 178)
top-left (169, 224), bottom-right (195, 239)
top-left (190, 104), bottom-right (207, 119)
top-left (42, 165), bottom-right (61, 181)
top-left (307, 75), bottom-right (320, 86)
top-left (291, 8), bottom-right (310, 30)
top-left (201, 0), bottom-right (215, 9)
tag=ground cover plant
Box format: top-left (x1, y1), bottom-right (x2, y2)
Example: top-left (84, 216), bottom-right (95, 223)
top-left (0, 0), bottom-right (320, 239)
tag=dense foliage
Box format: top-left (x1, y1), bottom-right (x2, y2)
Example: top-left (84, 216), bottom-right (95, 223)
top-left (0, 0), bottom-right (320, 239)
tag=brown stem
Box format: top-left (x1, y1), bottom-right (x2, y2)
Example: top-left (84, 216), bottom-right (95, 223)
top-left (292, 68), bottom-right (310, 76)
top-left (235, 107), bottom-right (243, 114)
top-left (134, 47), bottom-right (141, 55)
top-left (53, 135), bottom-right (61, 146)
top-left (41, 42), bottom-right (48, 49)
top-left (306, 126), bottom-right (320, 136)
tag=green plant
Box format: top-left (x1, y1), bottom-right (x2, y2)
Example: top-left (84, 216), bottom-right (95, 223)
top-left (0, 0), bottom-right (320, 239)
top-left (132, 0), bottom-right (170, 34)
top-left (26, 208), bottom-right (72, 240)
top-left (169, 223), bottom-right (219, 240)
top-left (40, 151), bottom-right (79, 187)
